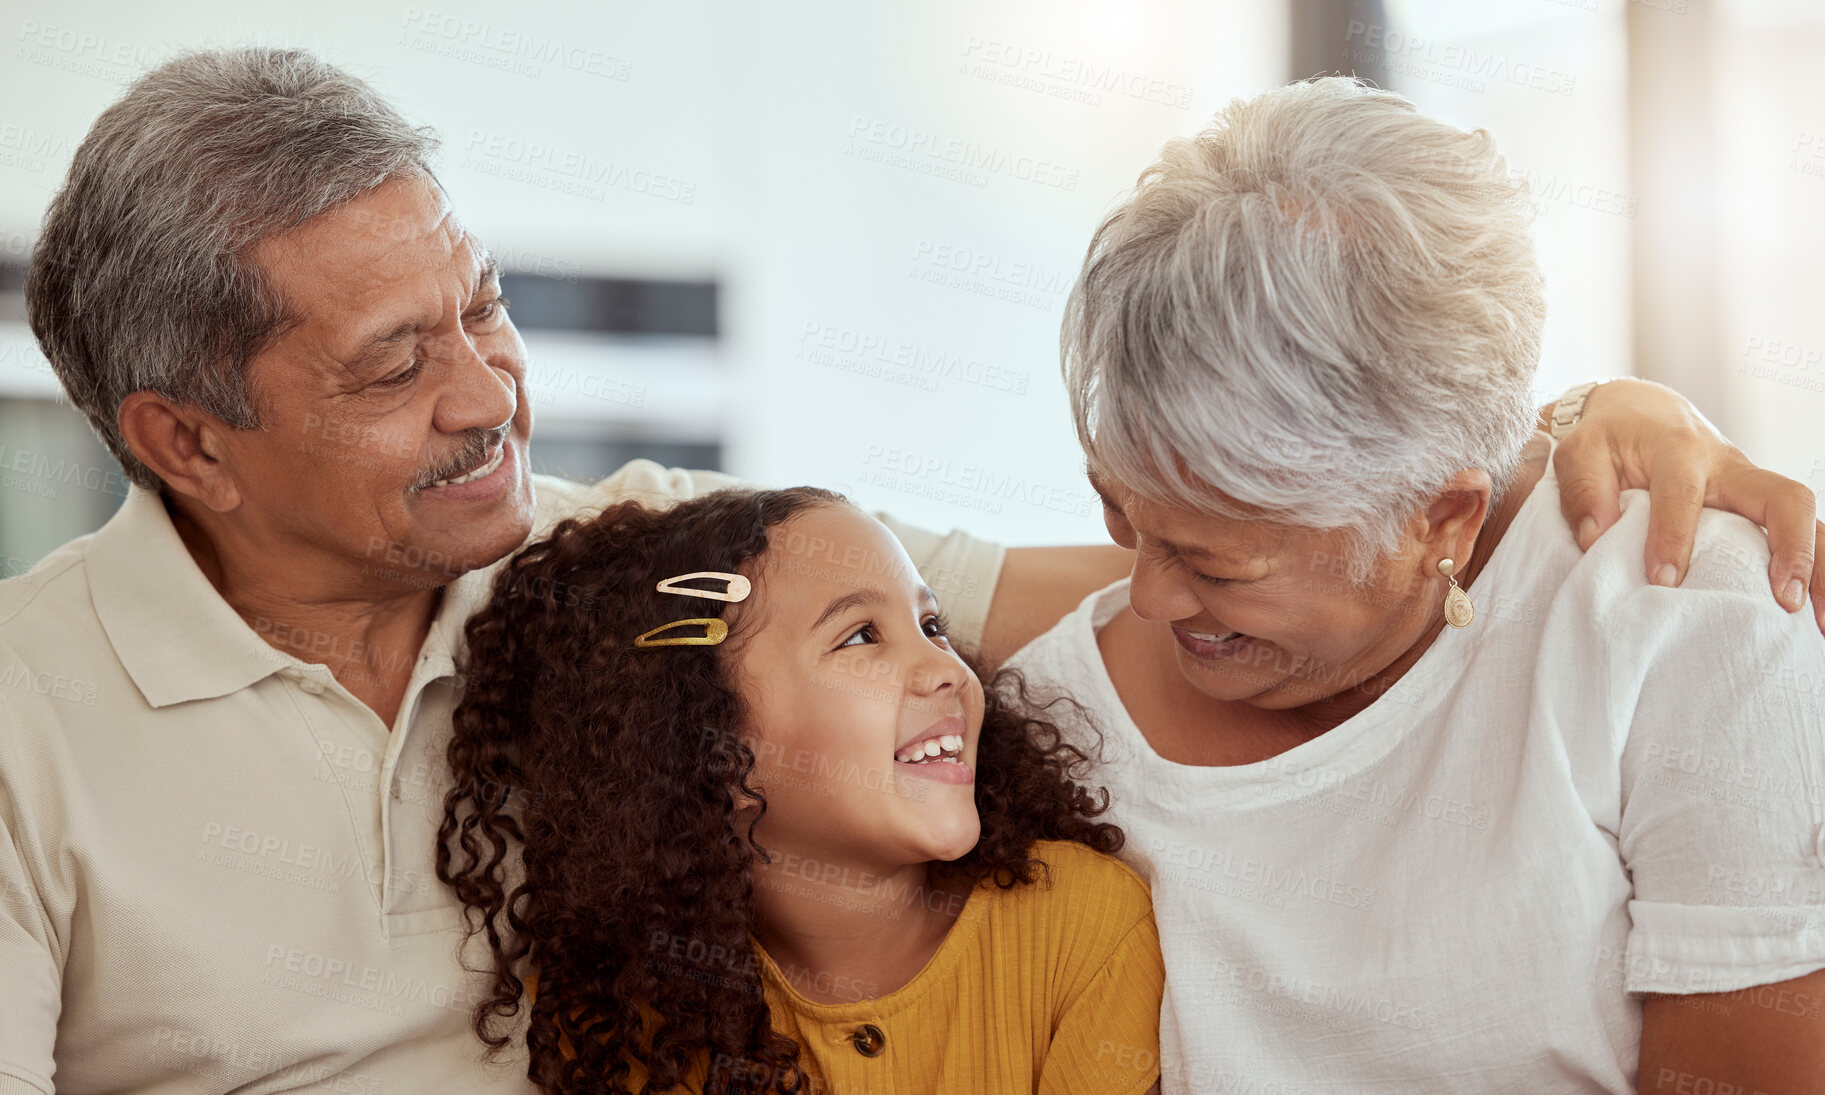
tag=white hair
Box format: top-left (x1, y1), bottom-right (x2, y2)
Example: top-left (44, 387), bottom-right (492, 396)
top-left (1062, 76), bottom-right (1544, 583)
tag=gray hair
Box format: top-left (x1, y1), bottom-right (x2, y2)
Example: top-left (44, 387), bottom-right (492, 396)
top-left (1062, 76), bottom-right (1544, 583)
top-left (26, 47), bottom-right (440, 491)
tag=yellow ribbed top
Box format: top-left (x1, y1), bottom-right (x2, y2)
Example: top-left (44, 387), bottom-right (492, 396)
top-left (532, 839), bottom-right (1163, 1093)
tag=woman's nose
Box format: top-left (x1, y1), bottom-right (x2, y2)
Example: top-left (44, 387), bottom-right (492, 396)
top-left (1127, 552), bottom-right (1204, 623)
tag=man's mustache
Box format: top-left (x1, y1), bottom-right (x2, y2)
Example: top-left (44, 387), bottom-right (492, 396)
top-left (413, 426), bottom-right (510, 489)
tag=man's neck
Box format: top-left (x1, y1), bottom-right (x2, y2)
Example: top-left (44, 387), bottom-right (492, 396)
top-left (165, 493), bottom-right (441, 729)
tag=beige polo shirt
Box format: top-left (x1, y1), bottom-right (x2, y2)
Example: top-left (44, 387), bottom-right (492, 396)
top-left (0, 460), bottom-right (1005, 1095)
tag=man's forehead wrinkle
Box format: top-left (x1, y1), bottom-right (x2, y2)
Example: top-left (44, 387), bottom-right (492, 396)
top-left (454, 230), bottom-right (499, 296)
top-left (240, 180), bottom-right (482, 392)
top-left (427, 202), bottom-right (471, 266)
top-left (280, 232), bottom-right (439, 318)
top-left (323, 227), bottom-right (472, 336)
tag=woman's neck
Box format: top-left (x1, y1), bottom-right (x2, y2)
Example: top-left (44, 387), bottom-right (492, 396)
top-left (1285, 435), bottom-right (1551, 735)
top-left (748, 852), bottom-right (969, 1006)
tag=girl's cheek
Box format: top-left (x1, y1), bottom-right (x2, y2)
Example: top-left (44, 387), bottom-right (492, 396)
top-left (964, 682), bottom-right (987, 741)
top-left (828, 650), bottom-right (869, 687)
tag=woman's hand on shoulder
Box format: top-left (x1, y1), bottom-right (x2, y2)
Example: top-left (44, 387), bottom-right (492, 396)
top-left (1550, 377), bottom-right (1823, 633)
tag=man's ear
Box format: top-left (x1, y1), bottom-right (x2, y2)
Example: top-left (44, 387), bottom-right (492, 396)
top-left (117, 390), bottom-right (244, 513)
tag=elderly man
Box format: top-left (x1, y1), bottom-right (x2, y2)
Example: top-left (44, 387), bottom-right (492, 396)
top-left (0, 47), bottom-right (1818, 1095)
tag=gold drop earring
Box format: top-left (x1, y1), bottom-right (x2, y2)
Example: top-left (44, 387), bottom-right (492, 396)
top-left (1438, 558), bottom-right (1475, 628)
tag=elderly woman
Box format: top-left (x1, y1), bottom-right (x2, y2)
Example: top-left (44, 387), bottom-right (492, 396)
top-left (1001, 77), bottom-right (1825, 1093)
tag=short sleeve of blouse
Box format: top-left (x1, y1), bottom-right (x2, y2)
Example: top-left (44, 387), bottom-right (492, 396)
top-left (1613, 510), bottom-right (1825, 996)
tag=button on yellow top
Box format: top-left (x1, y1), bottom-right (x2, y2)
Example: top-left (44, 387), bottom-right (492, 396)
top-left (751, 840), bottom-right (1163, 1094)
top-left (851, 1023), bottom-right (885, 1057)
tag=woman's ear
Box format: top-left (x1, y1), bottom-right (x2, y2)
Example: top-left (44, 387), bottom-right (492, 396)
top-left (1413, 468), bottom-right (1495, 567)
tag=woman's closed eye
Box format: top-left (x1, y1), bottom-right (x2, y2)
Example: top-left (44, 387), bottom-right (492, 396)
top-left (1174, 550), bottom-right (1244, 587)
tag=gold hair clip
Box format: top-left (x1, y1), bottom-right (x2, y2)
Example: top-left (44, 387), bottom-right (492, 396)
top-left (655, 571), bottom-right (751, 603)
top-left (635, 571), bottom-right (750, 648)
top-left (633, 618), bottom-right (729, 647)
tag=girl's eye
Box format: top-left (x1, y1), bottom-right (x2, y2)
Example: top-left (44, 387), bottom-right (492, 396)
top-left (837, 623), bottom-right (877, 649)
top-left (836, 612), bottom-right (952, 650)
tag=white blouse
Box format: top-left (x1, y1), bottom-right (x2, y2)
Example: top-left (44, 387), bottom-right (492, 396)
top-left (1000, 452), bottom-right (1825, 1093)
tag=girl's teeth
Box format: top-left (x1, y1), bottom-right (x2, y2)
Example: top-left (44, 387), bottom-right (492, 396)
top-left (897, 735), bottom-right (965, 764)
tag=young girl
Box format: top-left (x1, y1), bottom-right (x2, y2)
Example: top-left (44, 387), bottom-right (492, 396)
top-left (437, 485), bottom-right (1164, 1094)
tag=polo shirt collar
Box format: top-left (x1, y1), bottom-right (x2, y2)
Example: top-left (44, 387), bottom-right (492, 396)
top-left (88, 484), bottom-right (494, 709)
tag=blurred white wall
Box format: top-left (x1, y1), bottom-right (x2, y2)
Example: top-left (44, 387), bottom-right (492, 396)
top-left (711, 1), bottom-right (1287, 542)
top-left (1711, 0), bottom-right (1825, 498)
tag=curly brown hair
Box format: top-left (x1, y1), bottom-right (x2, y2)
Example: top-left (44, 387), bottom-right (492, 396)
top-left (437, 486), bottom-right (1121, 1095)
